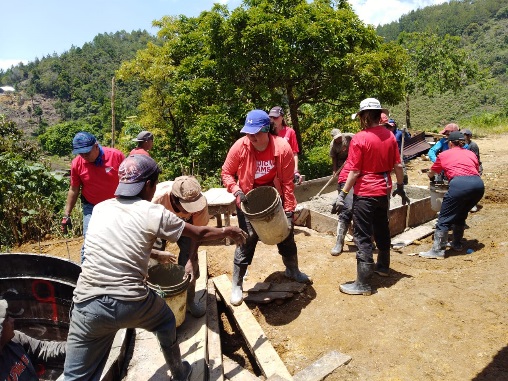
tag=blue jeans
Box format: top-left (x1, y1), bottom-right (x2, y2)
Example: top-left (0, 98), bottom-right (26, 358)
top-left (436, 176), bottom-right (484, 232)
top-left (63, 291), bottom-right (176, 380)
top-left (337, 182), bottom-right (354, 225)
top-left (81, 201), bottom-right (94, 263)
top-left (352, 194), bottom-right (391, 263)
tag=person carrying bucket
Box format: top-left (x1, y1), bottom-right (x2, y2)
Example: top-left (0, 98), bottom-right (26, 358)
top-left (419, 131), bottom-right (484, 259)
top-left (221, 109), bottom-right (312, 307)
top-left (63, 155), bottom-right (247, 381)
top-left (152, 176), bottom-right (210, 318)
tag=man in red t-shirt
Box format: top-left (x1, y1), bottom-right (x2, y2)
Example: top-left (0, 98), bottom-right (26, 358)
top-left (268, 106), bottom-right (303, 184)
top-left (335, 98), bottom-right (409, 296)
top-left (130, 130), bottom-right (154, 156)
top-left (61, 132), bottom-right (125, 262)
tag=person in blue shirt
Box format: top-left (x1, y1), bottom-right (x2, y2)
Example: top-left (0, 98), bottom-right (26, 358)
top-left (381, 114), bottom-right (410, 184)
top-left (428, 123), bottom-right (459, 162)
top-left (383, 116), bottom-right (411, 153)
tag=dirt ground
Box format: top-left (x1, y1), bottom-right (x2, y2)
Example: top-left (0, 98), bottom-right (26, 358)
top-left (16, 134), bottom-right (508, 380)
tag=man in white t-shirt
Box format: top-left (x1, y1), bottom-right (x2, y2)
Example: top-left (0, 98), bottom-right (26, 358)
top-left (63, 155), bottom-right (247, 381)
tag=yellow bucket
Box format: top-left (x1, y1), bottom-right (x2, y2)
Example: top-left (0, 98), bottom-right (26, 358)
top-left (147, 264), bottom-right (190, 327)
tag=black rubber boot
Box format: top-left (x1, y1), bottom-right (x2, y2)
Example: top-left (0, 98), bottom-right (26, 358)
top-left (282, 254), bottom-right (313, 284)
top-left (230, 264), bottom-right (247, 306)
top-left (159, 341), bottom-right (192, 381)
top-left (375, 249), bottom-right (390, 277)
top-left (448, 225), bottom-right (465, 251)
top-left (419, 230), bottom-right (448, 259)
top-left (186, 280), bottom-right (205, 318)
top-left (339, 261), bottom-right (374, 295)
top-left (331, 220), bottom-right (348, 256)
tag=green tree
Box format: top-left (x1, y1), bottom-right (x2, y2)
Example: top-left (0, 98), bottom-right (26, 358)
top-left (118, 0), bottom-right (407, 180)
top-left (398, 31), bottom-right (479, 128)
top-left (38, 120), bottom-right (104, 156)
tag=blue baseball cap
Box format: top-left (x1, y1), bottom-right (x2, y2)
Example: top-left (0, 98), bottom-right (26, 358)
top-left (72, 132), bottom-right (97, 154)
top-left (240, 110), bottom-right (271, 134)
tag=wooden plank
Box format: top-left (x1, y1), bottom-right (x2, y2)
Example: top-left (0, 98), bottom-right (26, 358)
top-left (213, 274), bottom-right (293, 381)
top-left (223, 357), bottom-right (260, 381)
top-left (244, 291), bottom-right (294, 304)
top-left (176, 250), bottom-right (208, 381)
top-left (244, 282), bottom-right (307, 294)
top-left (207, 279), bottom-right (224, 381)
top-left (243, 281), bottom-right (272, 293)
top-left (293, 351), bottom-right (352, 381)
top-left (269, 283), bottom-right (307, 293)
top-left (391, 219), bottom-right (436, 249)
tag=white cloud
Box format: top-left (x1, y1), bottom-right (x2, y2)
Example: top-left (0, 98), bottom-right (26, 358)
top-left (0, 59), bottom-right (28, 72)
top-left (349, 0), bottom-right (449, 27)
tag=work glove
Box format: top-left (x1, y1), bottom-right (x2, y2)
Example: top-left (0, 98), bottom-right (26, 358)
top-left (293, 171), bottom-right (303, 185)
top-left (429, 175), bottom-right (436, 185)
top-left (285, 211), bottom-right (294, 229)
top-left (331, 190), bottom-right (348, 214)
top-left (392, 183), bottom-right (410, 205)
top-left (234, 190), bottom-right (248, 205)
top-left (61, 216), bottom-right (72, 234)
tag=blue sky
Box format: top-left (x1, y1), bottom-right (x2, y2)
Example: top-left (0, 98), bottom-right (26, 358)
top-left (0, 0), bottom-right (447, 71)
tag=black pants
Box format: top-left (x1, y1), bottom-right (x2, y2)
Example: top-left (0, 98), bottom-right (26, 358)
top-left (233, 207), bottom-right (297, 266)
top-left (352, 194), bottom-right (391, 263)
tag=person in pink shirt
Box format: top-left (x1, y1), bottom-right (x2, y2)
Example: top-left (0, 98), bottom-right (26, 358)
top-left (268, 106), bottom-right (303, 184)
top-left (335, 98), bottom-right (408, 295)
top-left (420, 131), bottom-right (484, 259)
top-left (61, 132), bottom-right (125, 263)
top-left (130, 130), bottom-right (154, 156)
top-left (221, 109), bottom-right (312, 306)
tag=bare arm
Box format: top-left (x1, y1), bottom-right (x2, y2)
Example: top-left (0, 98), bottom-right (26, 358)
top-left (293, 153), bottom-right (299, 172)
top-left (150, 249), bottom-right (177, 264)
top-left (341, 170), bottom-right (360, 193)
top-left (64, 185), bottom-right (80, 216)
top-left (394, 163), bottom-right (404, 184)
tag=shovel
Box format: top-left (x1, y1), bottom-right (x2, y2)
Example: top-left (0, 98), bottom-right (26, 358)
top-left (310, 161), bottom-right (346, 201)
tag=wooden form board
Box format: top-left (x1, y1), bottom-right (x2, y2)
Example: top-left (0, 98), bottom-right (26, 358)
top-left (212, 274), bottom-right (293, 381)
top-left (292, 351), bottom-right (351, 381)
top-left (207, 279), bottom-right (224, 381)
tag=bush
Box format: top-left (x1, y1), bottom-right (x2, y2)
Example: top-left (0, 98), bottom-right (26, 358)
top-left (38, 120), bottom-right (104, 156)
top-left (0, 153), bottom-right (68, 249)
top-left (300, 145), bottom-right (332, 181)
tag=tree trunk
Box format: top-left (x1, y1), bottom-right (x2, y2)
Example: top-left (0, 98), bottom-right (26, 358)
top-left (405, 93), bottom-right (411, 130)
top-left (286, 86), bottom-right (303, 156)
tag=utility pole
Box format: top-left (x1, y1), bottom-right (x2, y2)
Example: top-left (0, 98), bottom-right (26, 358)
top-left (111, 76), bottom-right (116, 147)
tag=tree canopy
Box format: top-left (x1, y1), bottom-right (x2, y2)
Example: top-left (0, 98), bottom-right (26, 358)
top-left (117, 0), bottom-right (407, 180)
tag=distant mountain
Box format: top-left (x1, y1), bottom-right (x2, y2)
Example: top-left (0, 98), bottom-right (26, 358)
top-left (376, 0), bottom-right (508, 130)
top-left (0, 30), bottom-right (158, 136)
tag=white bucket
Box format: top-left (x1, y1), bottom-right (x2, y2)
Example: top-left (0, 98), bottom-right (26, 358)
top-left (241, 186), bottom-right (290, 245)
top-left (430, 183), bottom-right (448, 212)
top-left (147, 264), bottom-right (190, 327)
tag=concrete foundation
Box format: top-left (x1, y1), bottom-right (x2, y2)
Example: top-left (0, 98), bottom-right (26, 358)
top-left (294, 176), bottom-right (437, 237)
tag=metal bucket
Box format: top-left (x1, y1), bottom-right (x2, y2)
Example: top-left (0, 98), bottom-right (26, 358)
top-left (430, 183), bottom-right (449, 212)
top-left (147, 263), bottom-right (190, 327)
top-left (241, 186), bottom-right (290, 245)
